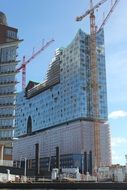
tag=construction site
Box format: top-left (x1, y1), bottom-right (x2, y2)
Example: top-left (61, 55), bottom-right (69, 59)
top-left (0, 0), bottom-right (121, 180)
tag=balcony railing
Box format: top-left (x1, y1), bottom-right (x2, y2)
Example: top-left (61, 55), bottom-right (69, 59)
top-left (0, 160), bottom-right (13, 167)
top-left (0, 125), bottom-right (14, 130)
top-left (0, 92), bottom-right (17, 97)
top-left (0, 70), bottom-right (18, 76)
top-left (0, 114), bottom-right (15, 119)
top-left (0, 60), bottom-right (19, 66)
top-left (0, 81), bottom-right (18, 87)
top-left (0, 103), bottom-right (16, 108)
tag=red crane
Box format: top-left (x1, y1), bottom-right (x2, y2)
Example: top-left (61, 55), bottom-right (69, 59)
top-left (17, 39), bottom-right (55, 89)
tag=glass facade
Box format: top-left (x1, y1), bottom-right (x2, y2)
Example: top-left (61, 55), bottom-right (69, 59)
top-left (15, 154), bottom-right (86, 173)
top-left (15, 29), bottom-right (108, 137)
top-left (0, 12), bottom-right (20, 159)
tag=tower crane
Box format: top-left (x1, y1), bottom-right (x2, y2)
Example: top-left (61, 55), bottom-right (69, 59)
top-left (17, 39), bottom-right (54, 90)
top-left (76, 0), bottom-right (119, 168)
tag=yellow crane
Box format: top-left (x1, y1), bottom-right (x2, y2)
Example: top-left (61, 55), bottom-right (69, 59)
top-left (76, 0), bottom-right (119, 169)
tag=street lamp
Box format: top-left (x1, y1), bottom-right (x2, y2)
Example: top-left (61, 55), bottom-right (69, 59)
top-left (20, 157), bottom-right (27, 182)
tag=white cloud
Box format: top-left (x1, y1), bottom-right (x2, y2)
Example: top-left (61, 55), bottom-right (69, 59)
top-left (111, 137), bottom-right (127, 164)
top-left (111, 137), bottom-right (127, 147)
top-left (111, 150), bottom-right (125, 164)
top-left (108, 110), bottom-right (127, 119)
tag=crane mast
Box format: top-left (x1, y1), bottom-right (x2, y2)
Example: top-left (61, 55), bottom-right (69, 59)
top-left (89, 0), bottom-right (100, 169)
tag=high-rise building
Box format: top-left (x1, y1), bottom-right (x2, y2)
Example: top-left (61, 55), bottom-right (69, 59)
top-left (0, 12), bottom-right (21, 163)
top-left (13, 29), bottom-right (111, 172)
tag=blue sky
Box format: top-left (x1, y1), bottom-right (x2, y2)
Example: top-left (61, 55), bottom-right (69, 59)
top-left (1, 0), bottom-right (127, 165)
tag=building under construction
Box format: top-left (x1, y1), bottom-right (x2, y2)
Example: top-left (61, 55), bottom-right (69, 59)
top-left (13, 28), bottom-right (111, 173)
top-left (0, 12), bottom-right (21, 164)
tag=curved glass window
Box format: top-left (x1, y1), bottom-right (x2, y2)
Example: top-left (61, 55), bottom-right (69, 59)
top-left (27, 116), bottom-right (32, 135)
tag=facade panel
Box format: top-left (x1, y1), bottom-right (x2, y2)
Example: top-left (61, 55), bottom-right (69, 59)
top-left (13, 121), bottom-right (111, 171)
